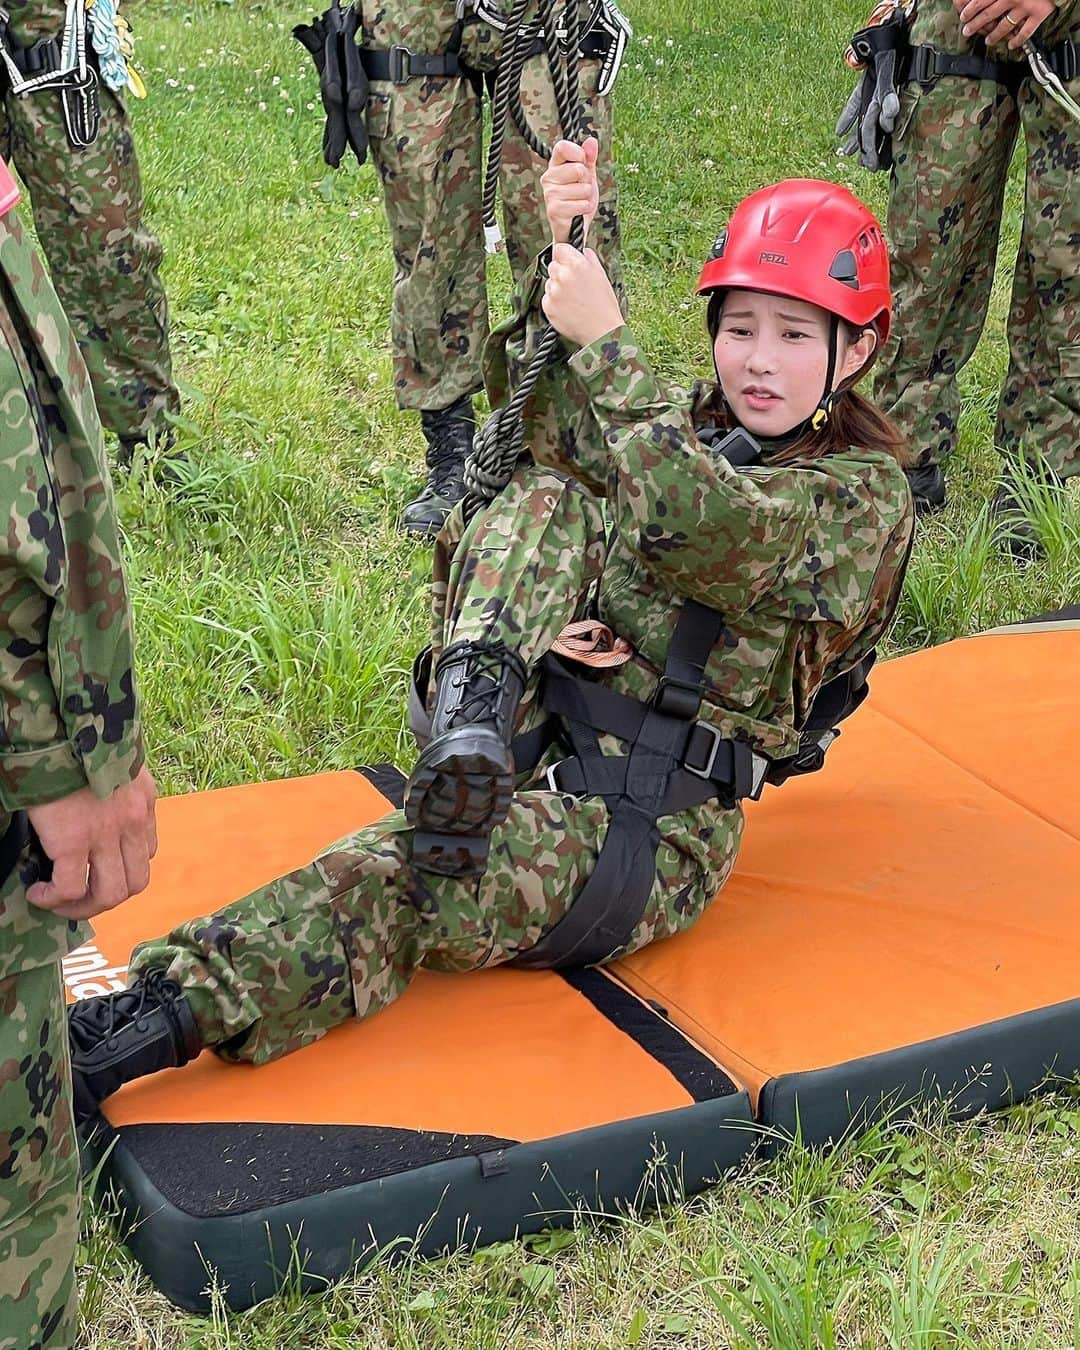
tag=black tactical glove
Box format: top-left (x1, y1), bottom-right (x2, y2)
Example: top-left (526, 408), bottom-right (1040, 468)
top-left (835, 7), bottom-right (910, 172)
top-left (293, 0), bottom-right (368, 169)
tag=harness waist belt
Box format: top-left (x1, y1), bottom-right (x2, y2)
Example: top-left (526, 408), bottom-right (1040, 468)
top-left (360, 46), bottom-right (464, 84)
top-left (906, 39), bottom-right (1077, 90)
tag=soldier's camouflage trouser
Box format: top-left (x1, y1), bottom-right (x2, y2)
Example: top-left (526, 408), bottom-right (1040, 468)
top-left (365, 49), bottom-right (622, 412)
top-left (131, 468), bottom-right (741, 1064)
top-left (874, 42), bottom-right (1080, 479)
top-left (0, 0), bottom-right (179, 446)
top-left (0, 956), bottom-right (80, 1350)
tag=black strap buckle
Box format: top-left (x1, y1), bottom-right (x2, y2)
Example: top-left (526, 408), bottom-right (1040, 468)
top-left (681, 723), bottom-right (769, 801)
top-left (387, 44), bottom-right (413, 83)
top-left (908, 45), bottom-right (937, 84)
top-left (653, 675), bottom-right (703, 721)
top-left (683, 722), bottom-right (726, 781)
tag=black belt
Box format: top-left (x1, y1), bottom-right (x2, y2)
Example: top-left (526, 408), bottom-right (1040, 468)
top-left (360, 46), bottom-right (465, 84)
top-left (359, 28), bottom-right (609, 87)
top-left (907, 39), bottom-right (1078, 91)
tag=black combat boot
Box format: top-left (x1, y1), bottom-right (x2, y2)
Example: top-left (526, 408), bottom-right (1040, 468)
top-left (990, 462), bottom-right (1066, 563)
top-left (68, 969), bottom-right (201, 1126)
top-left (905, 462), bottom-right (947, 517)
top-left (404, 640), bottom-right (527, 877)
top-left (400, 397), bottom-right (475, 539)
top-left (117, 428), bottom-right (189, 484)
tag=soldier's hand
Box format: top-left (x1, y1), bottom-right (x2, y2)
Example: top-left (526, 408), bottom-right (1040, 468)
top-left (542, 243), bottom-right (623, 347)
top-left (541, 137), bottom-right (600, 245)
top-left (25, 766), bottom-right (159, 920)
top-left (955, 0), bottom-right (1054, 49)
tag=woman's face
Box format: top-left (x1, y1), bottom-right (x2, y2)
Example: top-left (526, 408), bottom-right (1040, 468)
top-left (711, 290), bottom-right (870, 438)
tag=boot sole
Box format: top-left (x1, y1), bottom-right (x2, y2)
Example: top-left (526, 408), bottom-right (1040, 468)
top-left (400, 520), bottom-right (445, 540)
top-left (405, 730), bottom-right (514, 873)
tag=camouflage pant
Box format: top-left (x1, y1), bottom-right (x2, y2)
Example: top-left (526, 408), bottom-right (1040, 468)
top-left (874, 43), bottom-right (1080, 478)
top-left (131, 468), bottom-right (741, 1063)
top-left (0, 0), bottom-right (178, 446)
top-left (0, 961), bottom-right (79, 1350)
top-left (364, 34), bottom-right (622, 411)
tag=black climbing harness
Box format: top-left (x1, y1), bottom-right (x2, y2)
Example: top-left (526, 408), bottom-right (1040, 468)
top-left (0, 0), bottom-right (101, 147)
top-left (410, 427), bottom-right (881, 969)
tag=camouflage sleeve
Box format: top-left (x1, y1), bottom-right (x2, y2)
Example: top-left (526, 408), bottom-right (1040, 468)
top-left (568, 326), bottom-right (915, 622)
top-left (484, 261), bottom-right (656, 495)
top-left (0, 210), bottom-right (143, 811)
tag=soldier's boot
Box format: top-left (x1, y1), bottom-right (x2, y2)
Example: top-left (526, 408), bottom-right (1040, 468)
top-left (400, 397), bottom-right (474, 539)
top-left (990, 462), bottom-right (1066, 563)
top-left (68, 969), bottom-right (201, 1127)
top-left (117, 427), bottom-right (189, 483)
top-left (905, 462), bottom-right (947, 517)
top-left (405, 640), bottom-right (527, 877)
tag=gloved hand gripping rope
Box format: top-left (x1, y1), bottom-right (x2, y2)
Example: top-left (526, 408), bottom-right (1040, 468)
top-left (461, 0), bottom-right (589, 522)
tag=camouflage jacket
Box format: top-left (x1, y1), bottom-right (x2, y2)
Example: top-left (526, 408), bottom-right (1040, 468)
top-left (0, 194), bottom-right (143, 977)
top-left (484, 275), bottom-right (915, 763)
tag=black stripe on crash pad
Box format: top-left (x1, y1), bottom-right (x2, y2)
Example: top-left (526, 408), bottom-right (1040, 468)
top-left (356, 763), bottom-right (406, 809)
top-left (560, 969), bottom-right (737, 1103)
top-left (114, 1123), bottom-right (519, 1218)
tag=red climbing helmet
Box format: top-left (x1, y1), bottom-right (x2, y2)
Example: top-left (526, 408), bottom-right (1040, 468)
top-left (697, 178), bottom-right (892, 342)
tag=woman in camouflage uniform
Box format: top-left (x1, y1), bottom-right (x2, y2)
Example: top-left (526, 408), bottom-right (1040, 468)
top-left (67, 164), bottom-right (914, 1114)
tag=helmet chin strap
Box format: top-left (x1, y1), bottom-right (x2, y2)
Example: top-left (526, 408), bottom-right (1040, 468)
top-left (809, 315), bottom-right (840, 432)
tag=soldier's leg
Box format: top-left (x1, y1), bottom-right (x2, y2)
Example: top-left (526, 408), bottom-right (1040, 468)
top-left (407, 464), bottom-right (607, 873)
top-left (995, 74), bottom-right (1079, 481)
top-left (73, 789), bottom-right (736, 1086)
top-left (873, 80), bottom-right (1018, 511)
top-left (0, 963), bottom-right (80, 1350)
top-left (365, 68), bottom-right (488, 536)
top-left (3, 0), bottom-right (178, 453)
top-left (500, 53), bottom-right (624, 298)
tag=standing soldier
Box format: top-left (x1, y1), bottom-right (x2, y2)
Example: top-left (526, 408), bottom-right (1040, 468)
top-left (0, 158), bottom-right (157, 1348)
top-left (838, 0), bottom-right (1078, 547)
top-left (0, 0), bottom-right (180, 463)
top-left (296, 0), bottom-right (628, 537)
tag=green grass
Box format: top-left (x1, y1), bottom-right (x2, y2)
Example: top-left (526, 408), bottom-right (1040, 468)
top-left (70, 0), bottom-right (1080, 1341)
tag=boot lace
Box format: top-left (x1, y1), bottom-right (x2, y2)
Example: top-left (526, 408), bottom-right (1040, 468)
top-left (441, 643), bottom-right (525, 728)
top-left (69, 968), bottom-right (180, 1049)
